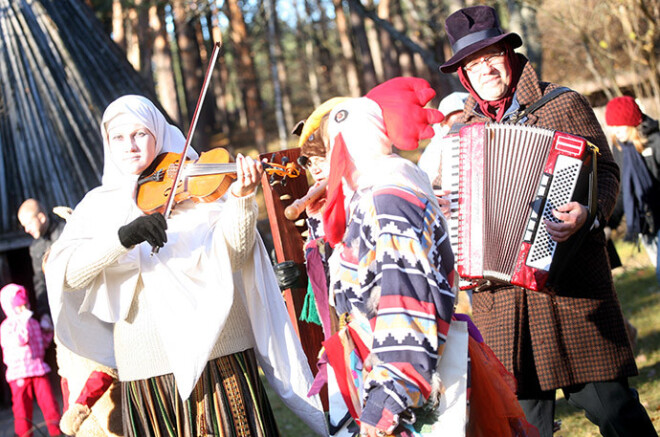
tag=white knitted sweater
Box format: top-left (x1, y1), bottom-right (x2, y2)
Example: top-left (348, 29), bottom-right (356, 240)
top-left (63, 193), bottom-right (258, 381)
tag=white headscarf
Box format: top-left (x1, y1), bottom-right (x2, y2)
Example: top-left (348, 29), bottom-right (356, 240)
top-left (100, 95), bottom-right (198, 186)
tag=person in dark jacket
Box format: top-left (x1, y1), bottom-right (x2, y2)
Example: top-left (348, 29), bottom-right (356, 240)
top-left (439, 6), bottom-right (657, 437)
top-left (17, 198), bottom-right (65, 328)
top-left (605, 96), bottom-right (660, 285)
top-left (640, 114), bottom-right (660, 180)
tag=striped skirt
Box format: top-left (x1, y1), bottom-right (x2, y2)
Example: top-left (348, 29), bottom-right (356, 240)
top-left (121, 349), bottom-right (281, 437)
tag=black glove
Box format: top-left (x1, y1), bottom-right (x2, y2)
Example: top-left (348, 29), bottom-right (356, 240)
top-left (273, 261), bottom-right (301, 290)
top-left (118, 213), bottom-right (168, 249)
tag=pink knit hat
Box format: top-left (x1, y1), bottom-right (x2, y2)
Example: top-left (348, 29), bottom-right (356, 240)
top-left (605, 96), bottom-right (642, 127)
top-left (0, 283), bottom-right (29, 316)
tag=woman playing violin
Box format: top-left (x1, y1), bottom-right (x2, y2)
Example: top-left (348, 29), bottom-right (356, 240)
top-left (45, 95), bottom-right (326, 436)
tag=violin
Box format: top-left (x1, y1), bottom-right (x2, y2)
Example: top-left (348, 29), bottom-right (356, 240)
top-left (136, 147), bottom-right (300, 214)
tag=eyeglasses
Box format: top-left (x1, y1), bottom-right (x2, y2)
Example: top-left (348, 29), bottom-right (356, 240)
top-left (463, 51), bottom-right (506, 73)
top-left (297, 155), bottom-right (326, 169)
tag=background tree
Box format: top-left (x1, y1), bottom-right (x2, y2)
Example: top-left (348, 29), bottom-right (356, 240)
top-left (294, 0), bottom-right (322, 107)
top-left (225, 0), bottom-right (267, 152)
top-left (90, 0), bottom-right (659, 152)
top-left (333, 0), bottom-right (362, 96)
top-left (348, 0), bottom-right (378, 91)
top-left (171, 0), bottom-right (216, 146)
top-left (150, 2), bottom-right (181, 123)
top-left (264, 0), bottom-right (290, 148)
top-left (505, 0), bottom-right (543, 72)
top-left (541, 0), bottom-right (660, 114)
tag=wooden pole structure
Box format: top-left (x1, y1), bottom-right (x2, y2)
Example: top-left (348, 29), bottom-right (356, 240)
top-left (0, 0), bottom-right (164, 248)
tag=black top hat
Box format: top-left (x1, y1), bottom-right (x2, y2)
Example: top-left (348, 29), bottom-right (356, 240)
top-left (440, 6), bottom-right (522, 73)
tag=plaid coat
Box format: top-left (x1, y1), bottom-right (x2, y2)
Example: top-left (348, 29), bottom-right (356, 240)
top-left (459, 56), bottom-right (637, 393)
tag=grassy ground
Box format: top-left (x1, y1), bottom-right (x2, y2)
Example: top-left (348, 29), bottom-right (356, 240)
top-left (263, 382), bottom-right (319, 435)
top-left (265, 238), bottom-right (660, 436)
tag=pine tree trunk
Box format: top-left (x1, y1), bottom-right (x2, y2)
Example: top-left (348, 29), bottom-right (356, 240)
top-left (207, 7), bottom-right (231, 136)
top-left (111, 0), bottom-right (125, 51)
top-left (225, 0), bottom-right (267, 152)
top-left (399, 0), bottom-right (430, 81)
top-left (125, 5), bottom-right (139, 70)
top-left (293, 0), bottom-right (321, 107)
top-left (264, 0), bottom-right (289, 148)
top-left (136, 0), bottom-right (154, 91)
top-left (347, 0), bottom-right (378, 90)
top-left (333, 0), bottom-right (361, 96)
top-left (193, 18), bottom-right (209, 64)
top-left (391, 0), bottom-right (414, 76)
top-left (352, 0), bottom-right (461, 94)
top-left (377, 0), bottom-right (401, 79)
top-left (150, 4), bottom-right (181, 124)
top-left (171, 0), bottom-right (215, 147)
top-left (364, 0), bottom-right (385, 82)
top-left (270, 0), bottom-right (294, 134)
top-left (308, 0), bottom-right (338, 95)
top-left (507, 0), bottom-right (543, 73)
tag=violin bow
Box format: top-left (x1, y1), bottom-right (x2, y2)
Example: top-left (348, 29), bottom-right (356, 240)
top-left (153, 42), bottom-right (221, 253)
top-left (162, 42), bottom-right (221, 220)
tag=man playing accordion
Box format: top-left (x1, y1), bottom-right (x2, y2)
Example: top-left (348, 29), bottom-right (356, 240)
top-left (439, 5), bottom-right (656, 437)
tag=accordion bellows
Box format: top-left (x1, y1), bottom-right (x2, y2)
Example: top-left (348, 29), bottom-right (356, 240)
top-left (452, 123), bottom-right (593, 291)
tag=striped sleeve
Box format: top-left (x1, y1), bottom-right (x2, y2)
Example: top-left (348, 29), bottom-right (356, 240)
top-left (360, 186), bottom-right (455, 430)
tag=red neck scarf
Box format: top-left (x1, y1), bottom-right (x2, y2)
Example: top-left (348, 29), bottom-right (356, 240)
top-left (458, 47), bottom-right (522, 122)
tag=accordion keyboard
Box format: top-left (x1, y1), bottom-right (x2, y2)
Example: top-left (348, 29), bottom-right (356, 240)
top-left (441, 133), bottom-right (461, 256)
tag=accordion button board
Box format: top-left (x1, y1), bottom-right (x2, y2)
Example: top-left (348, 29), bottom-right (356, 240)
top-left (525, 154), bottom-right (583, 270)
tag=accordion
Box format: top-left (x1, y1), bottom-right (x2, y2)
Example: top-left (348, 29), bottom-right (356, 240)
top-left (441, 123), bottom-right (597, 292)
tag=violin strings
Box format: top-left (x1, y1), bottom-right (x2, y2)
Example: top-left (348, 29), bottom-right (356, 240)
top-left (183, 163), bottom-right (237, 176)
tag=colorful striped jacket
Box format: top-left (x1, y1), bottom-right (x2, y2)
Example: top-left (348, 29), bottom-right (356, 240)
top-left (329, 183), bottom-right (455, 430)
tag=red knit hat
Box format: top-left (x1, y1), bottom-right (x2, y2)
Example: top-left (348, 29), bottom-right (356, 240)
top-left (605, 96), bottom-right (642, 127)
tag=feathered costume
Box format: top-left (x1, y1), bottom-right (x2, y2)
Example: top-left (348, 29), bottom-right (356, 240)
top-left (315, 77), bottom-right (538, 437)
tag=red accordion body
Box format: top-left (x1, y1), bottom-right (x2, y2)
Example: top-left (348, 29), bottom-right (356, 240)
top-left (455, 123), bottom-right (592, 291)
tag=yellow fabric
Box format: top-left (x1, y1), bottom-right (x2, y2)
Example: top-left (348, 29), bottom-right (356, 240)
top-left (298, 97), bottom-right (350, 148)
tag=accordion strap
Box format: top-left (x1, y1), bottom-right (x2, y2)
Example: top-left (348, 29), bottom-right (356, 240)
top-left (509, 86), bottom-right (571, 124)
top-left (512, 84), bottom-right (598, 222)
top-left (510, 85), bottom-right (601, 289)
top-left (587, 144), bottom-right (599, 224)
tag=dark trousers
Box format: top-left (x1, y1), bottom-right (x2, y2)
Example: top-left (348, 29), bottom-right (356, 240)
top-left (519, 379), bottom-right (657, 437)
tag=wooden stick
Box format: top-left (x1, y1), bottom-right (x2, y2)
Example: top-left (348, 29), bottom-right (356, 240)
top-left (284, 179), bottom-right (327, 220)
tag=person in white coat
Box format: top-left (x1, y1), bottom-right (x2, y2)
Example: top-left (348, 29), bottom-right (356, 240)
top-left (45, 95), bottom-right (327, 436)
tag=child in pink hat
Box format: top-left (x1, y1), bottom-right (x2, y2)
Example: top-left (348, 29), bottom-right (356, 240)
top-left (0, 283), bottom-right (61, 436)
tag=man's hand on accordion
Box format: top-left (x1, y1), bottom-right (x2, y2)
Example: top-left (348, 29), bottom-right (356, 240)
top-left (545, 201), bottom-right (588, 242)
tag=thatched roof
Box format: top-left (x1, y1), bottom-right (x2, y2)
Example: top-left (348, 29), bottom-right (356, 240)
top-left (0, 0), bottom-right (160, 251)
